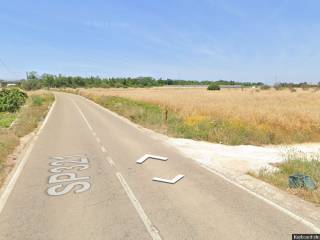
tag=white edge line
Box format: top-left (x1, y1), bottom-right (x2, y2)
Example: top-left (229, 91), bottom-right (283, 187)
top-left (72, 100), bottom-right (93, 131)
top-left (8, 118), bottom-right (18, 129)
top-left (200, 164), bottom-right (320, 233)
top-left (68, 92), bottom-right (320, 233)
top-left (101, 146), bottom-right (107, 153)
top-left (0, 99), bottom-right (56, 215)
top-left (106, 156), bottom-right (115, 167)
top-left (116, 172), bottom-right (162, 240)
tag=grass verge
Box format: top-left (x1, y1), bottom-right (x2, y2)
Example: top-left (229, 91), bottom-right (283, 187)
top-left (0, 91), bottom-right (54, 186)
top-left (251, 151), bottom-right (320, 205)
top-left (0, 113), bottom-right (16, 128)
top-left (88, 95), bottom-right (213, 139)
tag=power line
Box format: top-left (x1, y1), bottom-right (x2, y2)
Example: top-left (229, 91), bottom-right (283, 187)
top-left (0, 57), bottom-right (20, 79)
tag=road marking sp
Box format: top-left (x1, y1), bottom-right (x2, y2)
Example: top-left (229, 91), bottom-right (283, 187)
top-left (47, 155), bottom-right (91, 196)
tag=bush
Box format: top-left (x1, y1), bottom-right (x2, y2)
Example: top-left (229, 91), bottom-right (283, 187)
top-left (289, 87), bottom-right (297, 92)
top-left (0, 88), bottom-right (28, 112)
top-left (260, 85), bottom-right (271, 90)
top-left (207, 83), bottom-right (221, 91)
top-left (20, 79), bottom-right (42, 91)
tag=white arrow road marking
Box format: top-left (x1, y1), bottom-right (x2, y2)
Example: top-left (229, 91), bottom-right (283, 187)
top-left (136, 154), bottom-right (168, 164)
top-left (152, 174), bottom-right (184, 184)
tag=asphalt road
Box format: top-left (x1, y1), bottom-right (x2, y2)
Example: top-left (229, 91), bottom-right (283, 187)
top-left (0, 92), bottom-right (314, 239)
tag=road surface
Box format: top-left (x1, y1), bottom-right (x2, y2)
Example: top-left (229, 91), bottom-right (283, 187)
top-left (0, 92), bottom-right (314, 239)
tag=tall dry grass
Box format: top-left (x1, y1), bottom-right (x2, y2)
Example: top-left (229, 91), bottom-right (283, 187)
top-left (76, 87), bottom-right (320, 144)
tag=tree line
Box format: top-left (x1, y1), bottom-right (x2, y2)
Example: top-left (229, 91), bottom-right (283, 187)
top-left (16, 72), bottom-right (264, 90)
top-left (3, 72), bottom-right (320, 91)
top-left (274, 82), bottom-right (320, 89)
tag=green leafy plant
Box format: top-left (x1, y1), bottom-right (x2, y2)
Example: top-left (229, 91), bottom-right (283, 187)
top-left (207, 83), bottom-right (221, 91)
top-left (0, 88), bottom-right (28, 112)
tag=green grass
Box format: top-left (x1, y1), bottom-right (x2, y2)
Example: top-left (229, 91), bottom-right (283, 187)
top-left (90, 95), bottom-right (185, 134)
top-left (0, 112), bottom-right (16, 128)
top-left (12, 93), bottom-right (54, 137)
top-left (93, 96), bottom-right (168, 132)
top-left (31, 95), bottom-right (44, 106)
top-left (252, 151), bottom-right (320, 204)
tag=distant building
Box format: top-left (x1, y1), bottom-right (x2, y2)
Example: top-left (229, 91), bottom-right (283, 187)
top-left (7, 83), bottom-right (17, 87)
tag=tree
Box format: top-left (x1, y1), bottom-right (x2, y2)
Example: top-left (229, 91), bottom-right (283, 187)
top-left (207, 83), bottom-right (221, 91)
top-left (26, 71), bottom-right (38, 80)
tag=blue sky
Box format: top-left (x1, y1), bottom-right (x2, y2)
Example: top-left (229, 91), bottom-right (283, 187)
top-left (1, 0), bottom-right (320, 83)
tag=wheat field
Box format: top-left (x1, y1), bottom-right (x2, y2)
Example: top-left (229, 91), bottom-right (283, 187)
top-left (77, 87), bottom-right (320, 144)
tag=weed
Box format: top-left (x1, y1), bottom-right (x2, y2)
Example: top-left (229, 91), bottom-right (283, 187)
top-left (254, 150), bottom-right (320, 204)
top-left (31, 95), bottom-right (44, 106)
top-left (0, 113), bottom-right (16, 128)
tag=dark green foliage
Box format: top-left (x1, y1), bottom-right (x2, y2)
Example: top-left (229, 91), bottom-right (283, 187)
top-left (0, 88), bottom-right (28, 112)
top-left (207, 83), bottom-right (221, 91)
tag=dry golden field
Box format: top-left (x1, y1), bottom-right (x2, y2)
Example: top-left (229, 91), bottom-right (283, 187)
top-left (76, 87), bottom-right (320, 145)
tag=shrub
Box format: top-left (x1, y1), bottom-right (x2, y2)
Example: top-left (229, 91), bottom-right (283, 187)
top-left (20, 79), bottom-right (42, 91)
top-left (207, 83), bottom-right (221, 91)
top-left (274, 84), bottom-right (284, 91)
top-left (0, 88), bottom-right (28, 112)
top-left (289, 87), bottom-right (297, 92)
top-left (260, 85), bottom-right (271, 90)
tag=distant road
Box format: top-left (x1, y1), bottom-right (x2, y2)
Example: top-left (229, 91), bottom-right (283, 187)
top-left (0, 92), bottom-right (313, 239)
